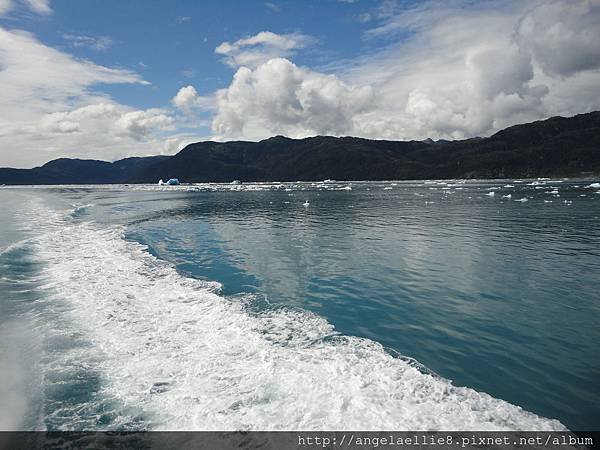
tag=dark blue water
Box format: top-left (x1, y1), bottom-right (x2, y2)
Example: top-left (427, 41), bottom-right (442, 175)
top-left (1, 180), bottom-right (599, 430)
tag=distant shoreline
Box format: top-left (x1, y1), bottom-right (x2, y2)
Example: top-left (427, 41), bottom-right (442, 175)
top-left (2, 177), bottom-right (600, 187)
top-left (1, 111), bottom-right (599, 185)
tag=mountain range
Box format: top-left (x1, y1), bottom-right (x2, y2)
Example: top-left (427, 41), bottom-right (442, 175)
top-left (1, 111), bottom-right (599, 184)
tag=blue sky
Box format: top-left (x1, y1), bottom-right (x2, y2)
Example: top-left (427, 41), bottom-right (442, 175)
top-left (5, 0), bottom-right (389, 110)
top-left (1, 0), bottom-right (599, 167)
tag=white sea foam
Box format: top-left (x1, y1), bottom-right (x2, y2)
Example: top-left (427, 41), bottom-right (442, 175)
top-left (0, 239), bottom-right (31, 257)
top-left (21, 199), bottom-right (565, 431)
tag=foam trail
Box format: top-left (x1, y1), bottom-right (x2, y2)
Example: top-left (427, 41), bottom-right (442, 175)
top-left (23, 198), bottom-right (565, 431)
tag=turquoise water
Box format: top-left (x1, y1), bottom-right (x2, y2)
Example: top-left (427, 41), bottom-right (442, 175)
top-left (0, 180), bottom-right (599, 431)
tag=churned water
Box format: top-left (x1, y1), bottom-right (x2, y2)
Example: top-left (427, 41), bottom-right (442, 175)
top-left (0, 179), bottom-right (598, 431)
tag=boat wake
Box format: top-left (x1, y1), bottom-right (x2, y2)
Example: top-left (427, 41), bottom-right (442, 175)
top-left (6, 196), bottom-right (566, 431)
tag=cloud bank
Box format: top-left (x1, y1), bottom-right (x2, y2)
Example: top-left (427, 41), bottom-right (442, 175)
top-left (208, 0), bottom-right (600, 142)
top-left (0, 27), bottom-right (175, 167)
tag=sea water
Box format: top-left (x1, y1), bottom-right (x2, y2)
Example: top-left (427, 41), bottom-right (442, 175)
top-left (0, 180), bottom-right (598, 431)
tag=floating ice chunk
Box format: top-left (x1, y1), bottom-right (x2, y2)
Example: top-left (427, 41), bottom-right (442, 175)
top-left (486, 191), bottom-right (495, 197)
top-left (150, 381), bottom-right (172, 394)
top-left (502, 194), bottom-right (512, 199)
top-left (302, 200), bottom-right (310, 207)
top-left (383, 187), bottom-right (393, 190)
top-left (166, 178), bottom-right (180, 186)
top-left (515, 197), bottom-right (528, 202)
top-left (585, 182), bottom-right (600, 189)
top-left (341, 186), bottom-right (352, 190)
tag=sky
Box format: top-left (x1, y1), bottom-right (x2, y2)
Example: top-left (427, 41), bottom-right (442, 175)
top-left (1, 0), bottom-right (600, 168)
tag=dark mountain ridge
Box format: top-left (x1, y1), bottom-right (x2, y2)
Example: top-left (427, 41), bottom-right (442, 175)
top-left (1, 111), bottom-right (599, 184)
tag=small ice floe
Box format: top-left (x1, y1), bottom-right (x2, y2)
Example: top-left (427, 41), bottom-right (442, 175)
top-left (585, 182), bottom-right (600, 189)
top-left (486, 191), bottom-right (495, 197)
top-left (425, 201), bottom-right (435, 205)
top-left (230, 180), bottom-right (242, 185)
top-left (341, 185), bottom-right (352, 190)
top-left (503, 184), bottom-right (514, 188)
top-left (383, 187), bottom-right (393, 190)
top-left (546, 189), bottom-right (559, 194)
top-left (158, 178), bottom-right (180, 186)
top-left (502, 194), bottom-right (512, 199)
top-left (515, 197), bottom-right (528, 202)
top-left (579, 194), bottom-right (587, 197)
top-left (324, 179), bottom-right (334, 183)
top-left (150, 381), bottom-right (172, 394)
top-left (564, 200), bottom-right (573, 205)
top-left (391, 183), bottom-right (398, 186)
top-left (544, 200), bottom-right (553, 203)
top-left (303, 200), bottom-right (310, 207)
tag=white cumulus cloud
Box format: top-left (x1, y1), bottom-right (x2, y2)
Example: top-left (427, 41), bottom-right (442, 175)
top-left (211, 58), bottom-right (374, 140)
top-left (22, 0), bottom-right (51, 14)
top-left (215, 31), bottom-right (314, 68)
top-left (63, 33), bottom-right (115, 52)
top-left (115, 109), bottom-right (175, 140)
top-left (171, 85), bottom-right (215, 115)
top-left (0, 0), bottom-right (51, 16)
top-left (0, 0), bottom-right (13, 15)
